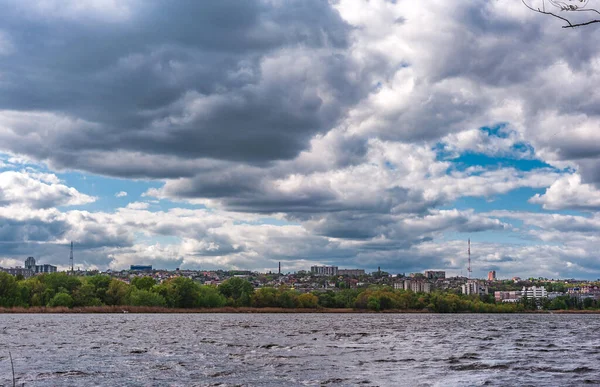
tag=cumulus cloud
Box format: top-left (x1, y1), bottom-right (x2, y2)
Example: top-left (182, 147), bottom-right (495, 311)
top-left (115, 191), bottom-right (127, 198)
top-left (0, 0), bottom-right (362, 177)
top-left (0, 0), bottom-right (598, 183)
top-left (529, 174), bottom-right (600, 210)
top-left (0, 171), bottom-right (95, 208)
top-left (125, 202), bottom-right (148, 210)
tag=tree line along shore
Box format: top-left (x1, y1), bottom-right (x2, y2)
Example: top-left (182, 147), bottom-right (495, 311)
top-left (0, 272), bottom-right (598, 313)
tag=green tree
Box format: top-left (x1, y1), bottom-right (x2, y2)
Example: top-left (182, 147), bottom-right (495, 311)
top-left (48, 292), bottom-right (74, 308)
top-left (21, 277), bottom-right (47, 306)
top-left (317, 291), bottom-right (336, 308)
top-left (334, 289), bottom-right (360, 308)
top-left (297, 293), bottom-right (319, 308)
top-left (367, 296), bottom-right (381, 311)
top-left (41, 273), bottom-right (81, 294)
top-left (252, 287), bottom-right (278, 307)
top-left (129, 289), bottom-right (167, 307)
top-left (105, 280), bottom-right (130, 305)
top-left (0, 272), bottom-right (21, 307)
top-left (72, 282), bottom-right (103, 306)
top-left (156, 277), bottom-right (201, 308)
top-left (583, 297), bottom-right (595, 309)
top-left (198, 286), bottom-right (226, 308)
top-left (131, 276), bottom-right (156, 291)
top-left (87, 275), bottom-right (112, 303)
top-left (218, 277), bottom-right (254, 305)
top-left (278, 290), bottom-right (298, 308)
top-left (549, 297), bottom-right (568, 310)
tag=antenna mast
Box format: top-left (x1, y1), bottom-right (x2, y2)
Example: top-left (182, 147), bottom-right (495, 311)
top-left (467, 238), bottom-right (472, 280)
top-left (69, 241), bottom-right (74, 273)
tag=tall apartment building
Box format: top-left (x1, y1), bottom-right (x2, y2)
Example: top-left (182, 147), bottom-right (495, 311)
top-left (0, 267), bottom-right (34, 278)
top-left (395, 279), bottom-right (431, 293)
top-left (310, 265), bottom-right (338, 276)
top-left (424, 270), bottom-right (446, 280)
top-left (338, 269), bottom-right (365, 276)
top-left (462, 280), bottom-right (489, 296)
top-left (521, 286), bottom-right (547, 299)
top-left (488, 270), bottom-right (496, 281)
top-left (24, 257), bottom-right (57, 274)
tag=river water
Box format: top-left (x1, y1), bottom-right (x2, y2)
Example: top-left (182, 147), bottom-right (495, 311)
top-left (0, 313), bottom-right (599, 386)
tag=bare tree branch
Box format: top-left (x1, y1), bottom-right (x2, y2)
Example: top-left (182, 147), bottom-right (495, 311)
top-left (562, 18), bottom-right (600, 27)
top-left (523, 0), bottom-right (600, 28)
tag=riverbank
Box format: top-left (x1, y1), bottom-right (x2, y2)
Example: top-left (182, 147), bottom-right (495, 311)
top-left (1, 306), bottom-right (599, 313)
top-left (0, 306), bottom-right (406, 313)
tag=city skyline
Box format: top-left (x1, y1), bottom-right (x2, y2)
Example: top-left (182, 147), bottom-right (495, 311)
top-left (1, 1), bottom-right (600, 279)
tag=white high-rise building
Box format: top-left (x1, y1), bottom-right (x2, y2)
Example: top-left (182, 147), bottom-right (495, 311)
top-left (310, 265), bottom-right (338, 276)
top-left (24, 257), bottom-right (57, 274)
top-left (521, 286), bottom-right (547, 299)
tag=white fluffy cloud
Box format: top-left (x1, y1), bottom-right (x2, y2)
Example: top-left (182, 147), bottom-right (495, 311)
top-left (530, 174), bottom-right (600, 210)
top-left (0, 170), bottom-right (95, 208)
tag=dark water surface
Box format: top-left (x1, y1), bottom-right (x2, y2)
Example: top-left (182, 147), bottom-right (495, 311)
top-left (0, 313), bottom-right (599, 386)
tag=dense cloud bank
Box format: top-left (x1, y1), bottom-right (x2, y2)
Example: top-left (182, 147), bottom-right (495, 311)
top-left (0, 0), bottom-right (599, 278)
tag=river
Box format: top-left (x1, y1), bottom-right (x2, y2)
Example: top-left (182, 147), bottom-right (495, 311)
top-left (1, 313), bottom-right (599, 386)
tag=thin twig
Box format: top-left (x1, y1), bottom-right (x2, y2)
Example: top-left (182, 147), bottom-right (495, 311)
top-left (8, 351), bottom-right (15, 387)
top-left (562, 19), bottom-right (600, 27)
top-left (522, 0), bottom-right (600, 28)
top-left (522, 0), bottom-right (574, 27)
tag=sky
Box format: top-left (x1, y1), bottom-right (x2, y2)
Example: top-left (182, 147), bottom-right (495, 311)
top-left (1, 0), bottom-right (600, 279)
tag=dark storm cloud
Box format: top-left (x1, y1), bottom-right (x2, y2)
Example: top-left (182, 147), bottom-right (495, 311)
top-left (0, 217), bottom-right (69, 245)
top-left (0, 0), bottom-right (361, 174)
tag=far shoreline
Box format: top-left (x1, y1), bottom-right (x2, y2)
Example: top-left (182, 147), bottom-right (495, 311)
top-left (1, 306), bottom-right (599, 314)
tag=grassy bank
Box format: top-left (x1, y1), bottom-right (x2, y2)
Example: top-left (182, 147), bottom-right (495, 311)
top-left (0, 306), bottom-right (419, 313)
top-left (1, 306), bottom-right (599, 314)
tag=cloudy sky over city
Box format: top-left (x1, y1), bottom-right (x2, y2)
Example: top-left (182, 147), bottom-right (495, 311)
top-left (1, 0), bottom-right (599, 278)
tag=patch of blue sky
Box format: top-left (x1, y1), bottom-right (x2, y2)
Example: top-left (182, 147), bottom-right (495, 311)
top-left (511, 141), bottom-right (534, 155)
top-left (441, 188), bottom-right (547, 213)
top-left (56, 171), bottom-right (163, 212)
top-left (480, 123), bottom-right (510, 138)
top-left (450, 153), bottom-right (554, 173)
top-left (148, 199), bottom-right (207, 212)
top-left (432, 142), bottom-right (454, 161)
top-left (443, 187), bottom-right (592, 217)
top-left (434, 125), bottom-right (543, 168)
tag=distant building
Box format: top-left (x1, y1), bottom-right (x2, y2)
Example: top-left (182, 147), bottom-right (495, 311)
top-left (338, 269), bottom-right (365, 277)
top-left (495, 291), bottom-right (521, 303)
top-left (396, 279), bottom-right (431, 293)
top-left (310, 265), bottom-right (338, 276)
top-left (522, 286), bottom-right (547, 299)
top-left (0, 266), bottom-right (34, 278)
top-left (24, 257), bottom-right (57, 274)
top-left (462, 280), bottom-right (489, 296)
top-left (424, 270), bottom-right (445, 280)
top-left (568, 286), bottom-right (600, 295)
top-left (547, 292), bottom-right (564, 300)
top-left (488, 270), bottom-right (496, 281)
top-left (130, 265), bottom-right (153, 271)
